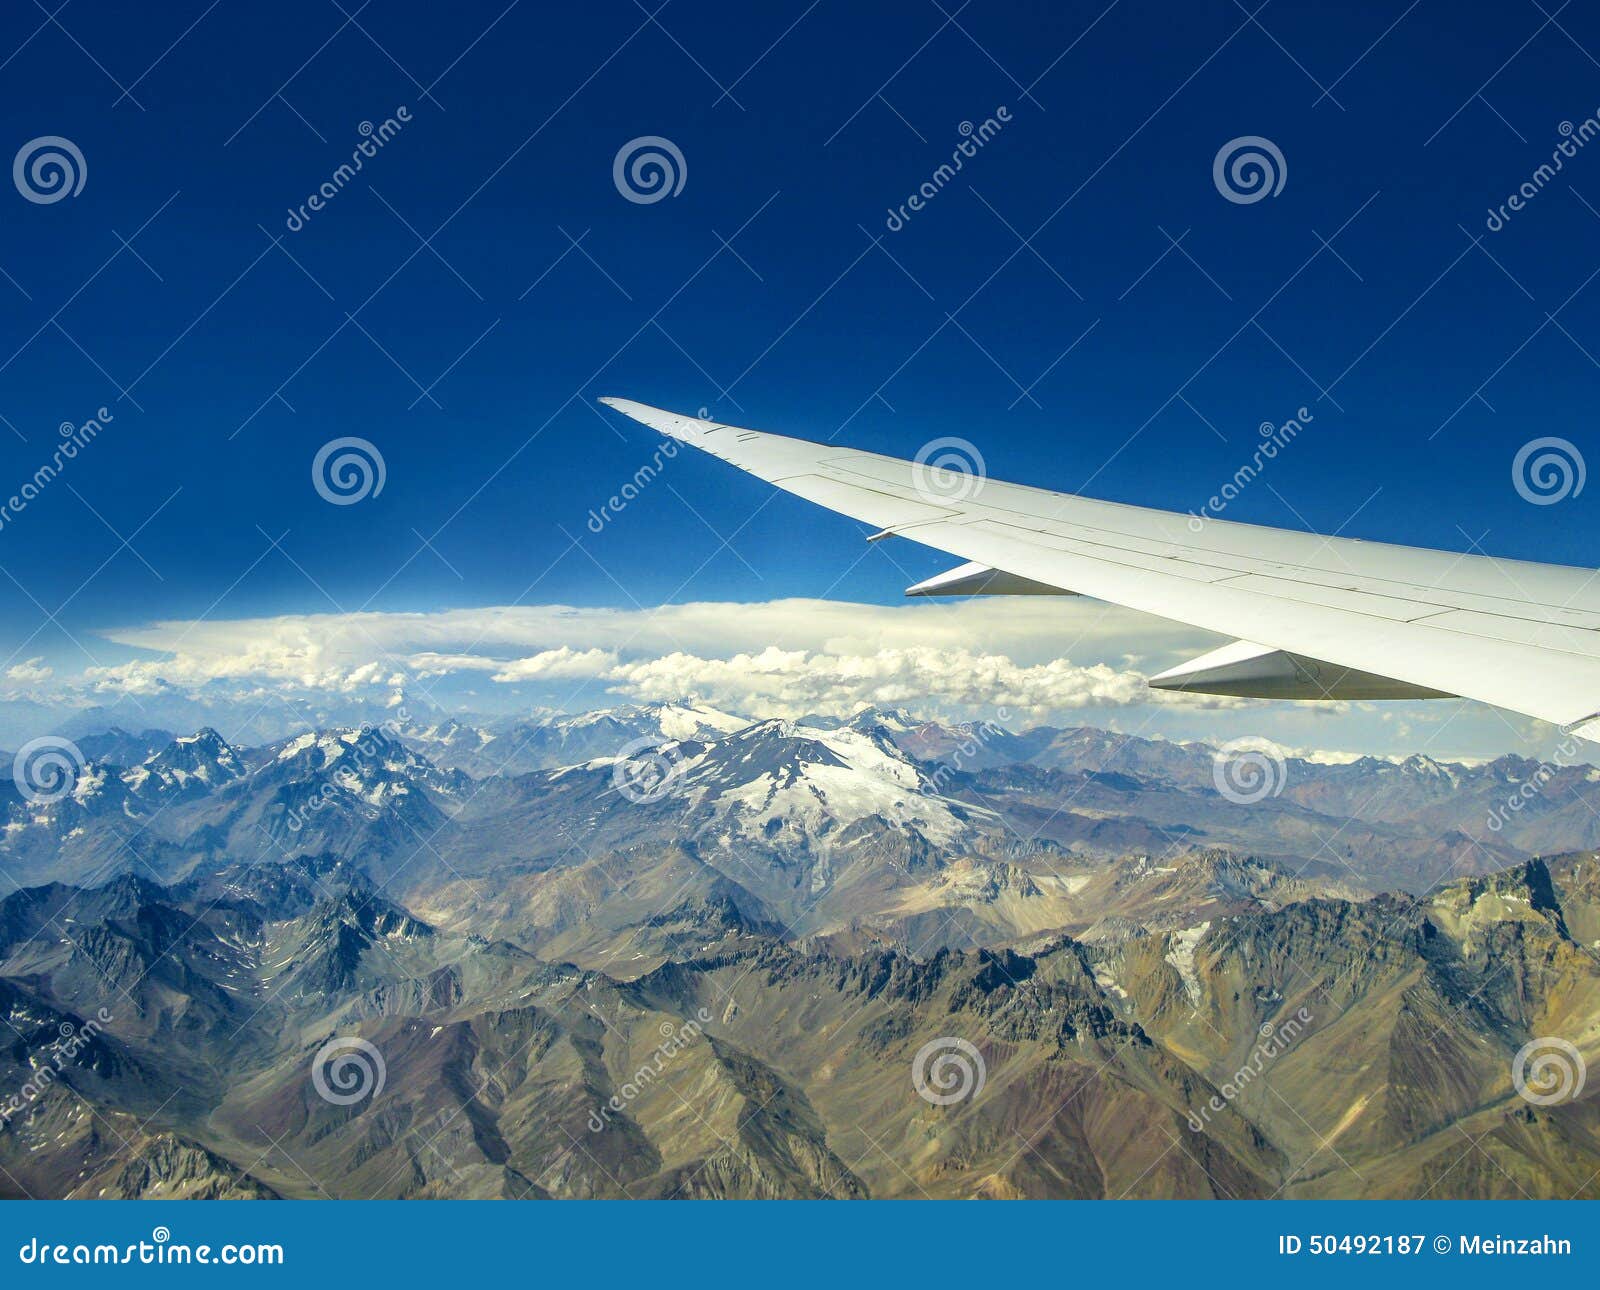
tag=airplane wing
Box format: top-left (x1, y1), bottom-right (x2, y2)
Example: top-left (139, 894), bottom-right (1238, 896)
top-left (599, 397), bottom-right (1600, 740)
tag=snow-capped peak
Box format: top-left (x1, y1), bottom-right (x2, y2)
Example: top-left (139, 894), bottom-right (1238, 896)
top-left (643, 699), bottom-right (749, 741)
top-left (70, 762), bottom-right (112, 804)
top-left (122, 728), bottom-right (248, 802)
top-left (587, 715), bottom-right (995, 847)
top-left (845, 704), bottom-right (924, 733)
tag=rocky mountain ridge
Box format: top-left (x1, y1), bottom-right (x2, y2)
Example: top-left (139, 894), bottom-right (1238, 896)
top-left (1, 851), bottom-right (1595, 1199)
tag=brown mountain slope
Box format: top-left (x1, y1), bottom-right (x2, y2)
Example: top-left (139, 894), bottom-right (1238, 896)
top-left (2, 852), bottom-right (1597, 1198)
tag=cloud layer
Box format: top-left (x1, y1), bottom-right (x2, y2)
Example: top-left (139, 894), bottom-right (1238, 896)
top-left (463, 642), bottom-right (1191, 717)
top-left (0, 596), bottom-right (1528, 762)
top-left (82, 597), bottom-right (1222, 721)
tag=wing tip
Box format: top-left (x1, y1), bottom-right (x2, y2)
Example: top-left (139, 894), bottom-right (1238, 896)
top-left (599, 398), bottom-right (727, 447)
top-left (598, 396), bottom-right (676, 426)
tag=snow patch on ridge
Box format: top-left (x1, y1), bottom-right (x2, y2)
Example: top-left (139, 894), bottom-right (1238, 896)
top-left (1165, 921), bottom-right (1211, 1006)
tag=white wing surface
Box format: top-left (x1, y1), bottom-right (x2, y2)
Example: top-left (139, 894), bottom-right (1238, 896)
top-left (600, 398), bottom-right (1600, 740)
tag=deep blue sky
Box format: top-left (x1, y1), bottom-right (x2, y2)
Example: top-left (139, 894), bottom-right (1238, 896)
top-left (3, 0), bottom-right (1600, 699)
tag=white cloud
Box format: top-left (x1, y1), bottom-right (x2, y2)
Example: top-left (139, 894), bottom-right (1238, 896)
top-left (596, 645), bottom-right (1193, 718)
top-left (6, 657), bottom-right (52, 684)
top-left (45, 604), bottom-right (1408, 722)
top-left (37, 598), bottom-right (1538, 760)
top-left (96, 596), bottom-right (1211, 674)
top-left (405, 652), bottom-right (502, 678)
top-left (79, 597), bottom-right (1223, 722)
top-left (491, 647), bottom-right (619, 682)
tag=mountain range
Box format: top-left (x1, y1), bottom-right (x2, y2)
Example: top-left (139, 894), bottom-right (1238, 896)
top-left (0, 701), bottom-right (1596, 1199)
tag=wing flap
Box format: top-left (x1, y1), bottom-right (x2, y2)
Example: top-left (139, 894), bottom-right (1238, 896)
top-left (905, 561), bottom-right (1077, 597)
top-left (1149, 640), bottom-right (1454, 700)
